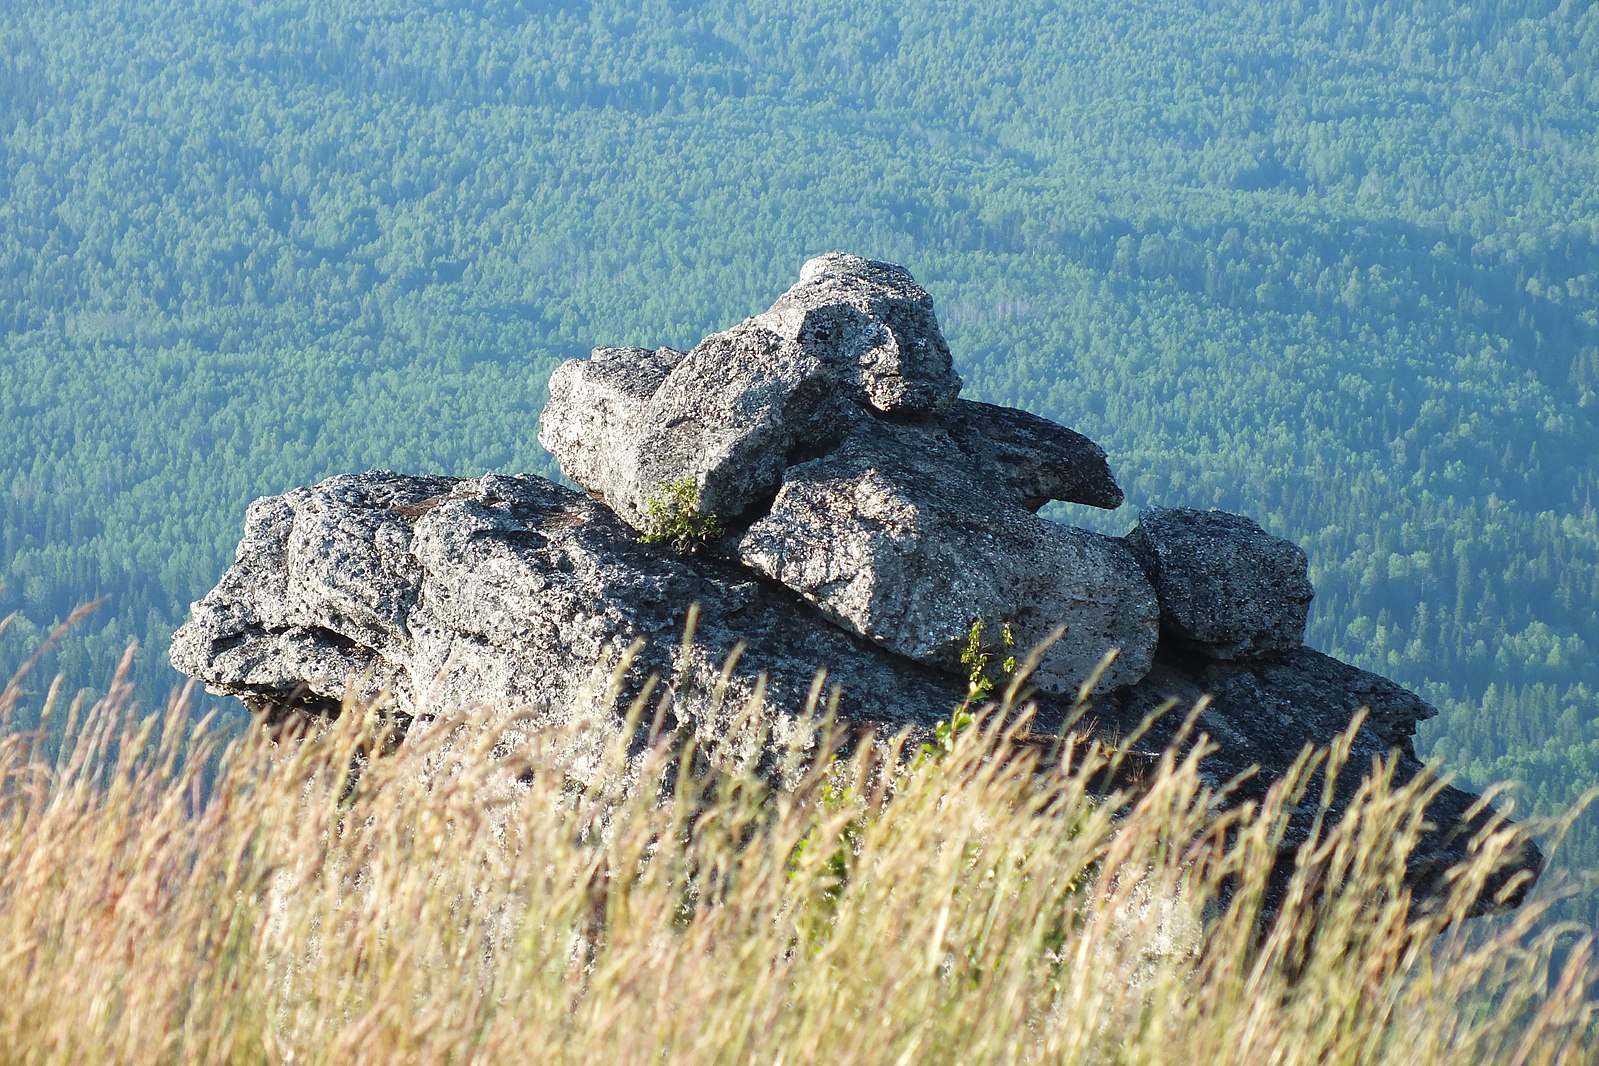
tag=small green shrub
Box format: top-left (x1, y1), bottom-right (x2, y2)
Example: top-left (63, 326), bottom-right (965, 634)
top-left (959, 618), bottom-right (1017, 703)
top-left (920, 619), bottom-right (1019, 764)
top-left (640, 479), bottom-right (724, 551)
top-left (786, 764), bottom-right (863, 942)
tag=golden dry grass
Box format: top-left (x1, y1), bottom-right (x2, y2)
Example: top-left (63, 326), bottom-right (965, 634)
top-left (0, 614), bottom-right (1594, 1065)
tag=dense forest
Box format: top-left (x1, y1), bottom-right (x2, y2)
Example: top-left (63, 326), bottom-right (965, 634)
top-left (1, 0), bottom-right (1595, 917)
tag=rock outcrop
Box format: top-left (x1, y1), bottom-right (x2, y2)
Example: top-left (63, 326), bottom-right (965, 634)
top-left (539, 253), bottom-right (1154, 695)
top-left (172, 252), bottom-right (1541, 913)
top-left (170, 470), bottom-right (967, 737)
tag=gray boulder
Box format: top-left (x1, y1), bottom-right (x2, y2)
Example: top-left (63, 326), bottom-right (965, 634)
top-left (942, 399), bottom-right (1124, 511)
top-left (533, 345), bottom-right (684, 525)
top-left (1125, 507), bottom-right (1313, 659)
top-left (538, 253), bottom-right (964, 535)
top-left (750, 251), bottom-right (962, 415)
top-left (737, 424), bottom-right (1159, 697)
top-left (538, 254), bottom-right (1124, 534)
top-left (168, 474), bottom-right (459, 711)
top-left (539, 327), bottom-right (855, 529)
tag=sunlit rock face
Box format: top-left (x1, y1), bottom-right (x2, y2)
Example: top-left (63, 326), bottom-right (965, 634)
top-left (736, 421), bottom-right (1157, 696)
top-left (169, 469), bottom-right (967, 736)
top-left (541, 252), bottom-right (1152, 698)
top-left (173, 252), bottom-right (1541, 916)
top-left (750, 251), bottom-right (962, 415)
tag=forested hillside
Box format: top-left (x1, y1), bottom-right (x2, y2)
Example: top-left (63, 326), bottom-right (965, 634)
top-left (2, 0), bottom-right (1595, 914)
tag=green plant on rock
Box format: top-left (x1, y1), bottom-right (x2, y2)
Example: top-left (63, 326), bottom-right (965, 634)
top-left (640, 479), bottom-right (724, 551)
top-left (786, 764), bottom-right (863, 945)
top-left (918, 617), bottom-right (1017, 765)
top-left (908, 621), bottom-right (1019, 769)
top-left (960, 617), bottom-right (1018, 704)
top-left (918, 704), bottom-right (977, 764)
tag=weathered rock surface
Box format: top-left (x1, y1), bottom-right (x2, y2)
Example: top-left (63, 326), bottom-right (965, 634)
top-left (737, 423), bottom-right (1157, 695)
top-left (538, 254), bottom-right (1122, 535)
top-left (532, 344), bottom-right (684, 525)
top-left (1126, 507), bottom-right (1314, 659)
top-left (170, 469), bottom-right (1540, 912)
top-left (172, 470), bottom-right (969, 737)
top-left (537, 253), bottom-right (966, 531)
top-left (540, 328), bottom-right (853, 528)
top-left (172, 252), bottom-right (1542, 915)
top-left (941, 399), bottom-right (1124, 511)
top-left (1119, 649), bottom-right (1538, 911)
top-left (541, 253), bottom-right (1145, 695)
top-left (751, 251), bottom-right (962, 415)
top-left (1121, 647), bottom-right (1435, 790)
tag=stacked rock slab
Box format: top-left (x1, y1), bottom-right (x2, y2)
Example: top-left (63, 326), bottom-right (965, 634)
top-left (171, 252), bottom-right (1543, 914)
top-left (737, 423), bottom-right (1155, 696)
top-left (540, 252), bottom-right (1159, 697)
top-left (168, 471), bottom-right (969, 736)
top-left (1125, 508), bottom-right (1315, 660)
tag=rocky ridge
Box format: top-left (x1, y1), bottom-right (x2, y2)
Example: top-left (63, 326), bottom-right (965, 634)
top-left (171, 252), bottom-right (1540, 911)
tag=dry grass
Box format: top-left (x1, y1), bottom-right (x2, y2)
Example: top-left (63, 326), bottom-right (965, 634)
top-left (0, 615), bottom-right (1594, 1065)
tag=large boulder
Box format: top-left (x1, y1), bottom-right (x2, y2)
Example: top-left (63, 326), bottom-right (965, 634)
top-left (736, 424), bottom-right (1158, 697)
top-left (531, 345), bottom-right (683, 525)
top-left (540, 327), bottom-right (856, 529)
top-left (538, 253), bottom-right (962, 533)
top-left (749, 251), bottom-right (962, 415)
top-left (1125, 507), bottom-right (1313, 659)
top-left (539, 254), bottom-right (1124, 532)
